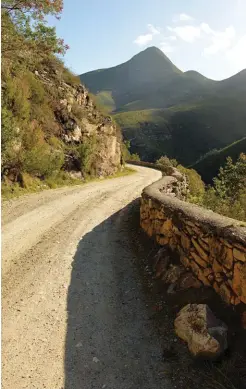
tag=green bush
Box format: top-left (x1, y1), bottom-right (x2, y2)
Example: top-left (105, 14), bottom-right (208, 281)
top-left (170, 158), bottom-right (178, 167)
top-left (45, 171), bottom-right (82, 189)
top-left (1, 106), bottom-right (15, 167)
top-left (177, 165), bottom-right (205, 199)
top-left (156, 155), bottom-right (172, 168)
top-left (4, 75), bottom-right (31, 122)
top-left (202, 187), bottom-right (246, 221)
top-left (121, 140), bottom-right (131, 162)
top-left (63, 68), bottom-right (80, 86)
top-left (213, 154), bottom-right (246, 201)
top-left (200, 154), bottom-right (246, 221)
top-left (121, 140), bottom-right (140, 163)
top-left (70, 136), bottom-right (98, 176)
top-left (189, 154), bottom-right (246, 222)
top-left (27, 72), bottom-right (46, 105)
top-left (130, 153), bottom-right (140, 161)
top-left (22, 144), bottom-right (64, 177)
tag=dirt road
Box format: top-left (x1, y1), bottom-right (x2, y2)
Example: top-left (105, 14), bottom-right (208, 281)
top-left (2, 165), bottom-right (173, 389)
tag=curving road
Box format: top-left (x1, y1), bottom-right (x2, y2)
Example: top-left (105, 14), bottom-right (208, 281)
top-left (2, 165), bottom-right (172, 389)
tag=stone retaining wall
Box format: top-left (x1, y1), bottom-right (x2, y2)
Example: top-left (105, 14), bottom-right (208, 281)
top-left (140, 174), bottom-right (246, 306)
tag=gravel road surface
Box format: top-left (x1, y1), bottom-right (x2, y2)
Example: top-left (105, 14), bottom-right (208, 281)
top-left (2, 165), bottom-right (173, 389)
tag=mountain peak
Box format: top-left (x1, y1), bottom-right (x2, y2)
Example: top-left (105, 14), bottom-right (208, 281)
top-left (131, 46), bottom-right (175, 63)
top-left (80, 46), bottom-right (182, 95)
top-left (142, 46), bottom-right (164, 54)
top-left (128, 46), bottom-right (181, 76)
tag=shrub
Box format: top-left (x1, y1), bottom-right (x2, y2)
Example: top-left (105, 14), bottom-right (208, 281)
top-left (71, 103), bottom-right (85, 120)
top-left (63, 68), bottom-right (80, 86)
top-left (156, 155), bottom-right (172, 168)
top-left (1, 106), bottom-right (15, 166)
top-left (121, 140), bottom-right (131, 162)
top-left (27, 72), bottom-right (46, 105)
top-left (19, 172), bottom-right (41, 190)
top-left (155, 155), bottom-right (178, 175)
top-left (170, 158), bottom-right (178, 167)
top-left (130, 153), bottom-right (140, 161)
top-left (213, 154), bottom-right (246, 201)
top-left (121, 140), bottom-right (141, 162)
top-left (202, 187), bottom-right (246, 221)
top-left (4, 75), bottom-right (31, 122)
top-left (22, 143), bottom-right (64, 177)
top-left (69, 136), bottom-right (98, 177)
top-left (177, 165), bottom-right (205, 199)
top-left (48, 136), bottom-right (64, 149)
top-left (191, 154), bottom-right (246, 222)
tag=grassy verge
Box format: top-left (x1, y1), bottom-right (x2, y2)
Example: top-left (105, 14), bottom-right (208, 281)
top-left (1, 167), bottom-right (136, 200)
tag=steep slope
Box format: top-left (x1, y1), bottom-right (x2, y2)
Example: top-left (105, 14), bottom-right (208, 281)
top-left (2, 13), bottom-right (122, 191)
top-left (80, 47), bottom-right (246, 165)
top-left (192, 137), bottom-right (246, 183)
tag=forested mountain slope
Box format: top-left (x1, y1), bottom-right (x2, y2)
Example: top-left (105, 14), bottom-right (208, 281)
top-left (80, 47), bottom-right (246, 165)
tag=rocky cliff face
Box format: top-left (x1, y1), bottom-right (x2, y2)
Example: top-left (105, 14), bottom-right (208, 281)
top-left (36, 69), bottom-right (122, 177)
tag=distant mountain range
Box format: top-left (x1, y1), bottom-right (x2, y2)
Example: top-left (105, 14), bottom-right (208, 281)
top-left (80, 46), bottom-right (246, 168)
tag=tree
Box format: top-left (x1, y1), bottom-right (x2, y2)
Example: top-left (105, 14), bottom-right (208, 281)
top-left (1, 0), bottom-right (69, 58)
top-left (1, 1), bottom-right (63, 20)
top-left (213, 154), bottom-right (246, 201)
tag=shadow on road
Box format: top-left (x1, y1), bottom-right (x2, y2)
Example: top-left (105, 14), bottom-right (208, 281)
top-left (64, 199), bottom-right (170, 389)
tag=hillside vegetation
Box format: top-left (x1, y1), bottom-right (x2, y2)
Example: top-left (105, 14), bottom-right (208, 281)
top-left (2, 0), bottom-right (122, 196)
top-left (192, 137), bottom-right (246, 183)
top-left (80, 47), bottom-right (246, 167)
top-left (157, 154), bottom-right (246, 222)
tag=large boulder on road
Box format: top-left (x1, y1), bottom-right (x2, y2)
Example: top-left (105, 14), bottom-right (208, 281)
top-left (174, 304), bottom-right (228, 359)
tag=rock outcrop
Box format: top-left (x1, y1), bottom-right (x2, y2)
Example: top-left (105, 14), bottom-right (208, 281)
top-left (36, 70), bottom-right (122, 177)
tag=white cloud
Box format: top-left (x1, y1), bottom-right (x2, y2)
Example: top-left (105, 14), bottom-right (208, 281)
top-left (167, 25), bottom-right (201, 42)
top-left (168, 22), bottom-right (236, 55)
top-left (200, 23), bottom-right (214, 35)
top-left (163, 35), bottom-right (177, 41)
top-left (173, 13), bottom-right (194, 22)
top-left (134, 33), bottom-right (153, 46)
top-left (179, 13), bottom-right (194, 21)
top-left (203, 26), bottom-right (235, 55)
top-left (133, 24), bottom-right (160, 46)
top-left (226, 34), bottom-right (246, 70)
top-left (147, 24), bottom-right (160, 36)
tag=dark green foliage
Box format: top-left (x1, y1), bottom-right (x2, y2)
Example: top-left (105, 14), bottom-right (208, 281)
top-left (121, 140), bottom-right (140, 163)
top-left (130, 153), bottom-right (140, 161)
top-left (156, 154), bottom-right (246, 221)
top-left (66, 137), bottom-right (98, 177)
top-left (22, 144), bottom-right (64, 177)
top-left (192, 138), bottom-right (246, 183)
top-left (77, 137), bottom-right (97, 176)
top-left (196, 154), bottom-right (246, 222)
top-left (121, 140), bottom-right (131, 162)
top-left (213, 154), bottom-right (246, 201)
top-left (1, 106), bottom-right (16, 168)
top-left (177, 165), bottom-right (205, 199)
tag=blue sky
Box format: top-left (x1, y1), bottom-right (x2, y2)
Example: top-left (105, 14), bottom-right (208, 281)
top-left (48, 0), bottom-right (246, 80)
